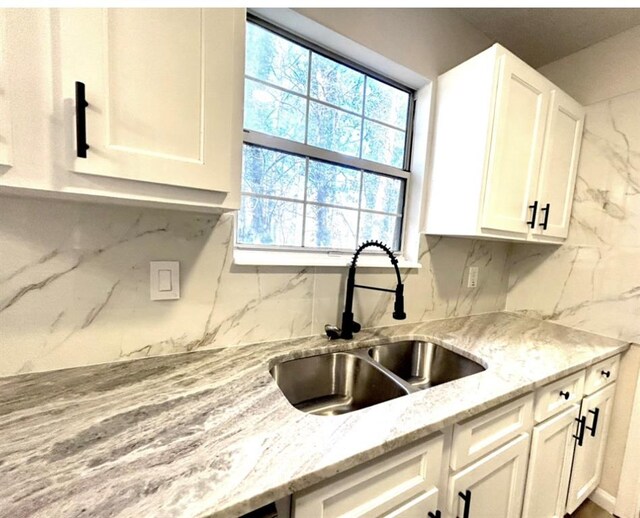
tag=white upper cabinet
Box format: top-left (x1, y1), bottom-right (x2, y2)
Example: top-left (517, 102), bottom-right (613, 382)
top-left (0, 8), bottom-right (244, 212)
top-left (532, 90), bottom-right (585, 239)
top-left (424, 43), bottom-right (585, 243)
top-left (0, 10), bottom-right (12, 167)
top-left (481, 54), bottom-right (550, 237)
top-left (59, 9), bottom-right (240, 192)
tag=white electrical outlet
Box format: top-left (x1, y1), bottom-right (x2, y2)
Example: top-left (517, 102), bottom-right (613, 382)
top-left (468, 266), bottom-right (479, 288)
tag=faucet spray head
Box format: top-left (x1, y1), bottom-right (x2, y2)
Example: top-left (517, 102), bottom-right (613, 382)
top-left (393, 283), bottom-right (406, 320)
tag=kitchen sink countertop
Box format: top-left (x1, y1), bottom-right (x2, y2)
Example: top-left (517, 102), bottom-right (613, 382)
top-left (0, 312), bottom-right (630, 518)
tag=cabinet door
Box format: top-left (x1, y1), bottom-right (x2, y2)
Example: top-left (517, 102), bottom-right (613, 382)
top-left (293, 434), bottom-right (444, 518)
top-left (566, 383), bottom-right (616, 514)
top-left (532, 89), bottom-right (585, 239)
top-left (448, 433), bottom-right (530, 518)
top-left (0, 10), bottom-right (11, 166)
top-left (481, 53), bottom-right (550, 236)
top-left (522, 404), bottom-right (580, 518)
top-left (59, 8), bottom-right (243, 192)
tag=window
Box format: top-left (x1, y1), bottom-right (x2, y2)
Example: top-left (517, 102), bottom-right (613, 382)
top-left (239, 17), bottom-right (414, 254)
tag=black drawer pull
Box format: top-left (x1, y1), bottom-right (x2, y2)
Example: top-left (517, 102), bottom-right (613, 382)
top-left (601, 370), bottom-right (611, 378)
top-left (539, 203), bottom-right (551, 230)
top-left (559, 390), bottom-right (570, 400)
top-left (75, 81), bottom-right (90, 158)
top-left (574, 415), bottom-right (586, 446)
top-left (586, 407), bottom-right (600, 437)
top-left (428, 511), bottom-right (442, 518)
top-left (457, 490), bottom-right (472, 518)
top-left (527, 201), bottom-right (538, 228)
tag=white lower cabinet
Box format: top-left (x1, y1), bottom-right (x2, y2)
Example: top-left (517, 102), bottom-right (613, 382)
top-left (292, 432), bottom-right (444, 518)
top-left (447, 434), bottom-right (531, 518)
top-left (290, 357), bottom-right (620, 518)
top-left (521, 404), bottom-right (580, 518)
top-left (566, 382), bottom-right (617, 514)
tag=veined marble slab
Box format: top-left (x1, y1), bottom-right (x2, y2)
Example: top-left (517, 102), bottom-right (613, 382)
top-left (0, 312), bottom-right (629, 518)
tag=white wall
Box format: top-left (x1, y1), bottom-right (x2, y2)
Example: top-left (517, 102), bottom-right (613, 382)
top-left (538, 25), bottom-right (640, 105)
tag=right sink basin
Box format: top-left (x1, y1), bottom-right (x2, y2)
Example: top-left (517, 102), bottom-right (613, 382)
top-left (368, 340), bottom-right (485, 390)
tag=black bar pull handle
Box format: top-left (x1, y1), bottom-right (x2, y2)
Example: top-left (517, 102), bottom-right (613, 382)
top-left (539, 203), bottom-right (551, 230)
top-left (586, 407), bottom-right (600, 437)
top-left (527, 201), bottom-right (538, 228)
top-left (428, 511), bottom-right (442, 518)
top-left (601, 370), bottom-right (611, 378)
top-left (574, 415), bottom-right (586, 446)
top-left (559, 390), bottom-right (570, 400)
top-left (457, 490), bottom-right (472, 518)
top-left (75, 81), bottom-right (90, 158)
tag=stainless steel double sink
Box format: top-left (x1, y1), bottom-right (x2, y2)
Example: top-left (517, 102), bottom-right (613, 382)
top-left (270, 341), bottom-right (485, 416)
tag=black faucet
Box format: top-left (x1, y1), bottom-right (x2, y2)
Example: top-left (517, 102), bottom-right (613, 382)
top-left (325, 240), bottom-right (406, 340)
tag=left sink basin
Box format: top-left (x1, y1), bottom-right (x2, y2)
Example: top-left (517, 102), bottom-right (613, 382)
top-left (270, 352), bottom-right (410, 416)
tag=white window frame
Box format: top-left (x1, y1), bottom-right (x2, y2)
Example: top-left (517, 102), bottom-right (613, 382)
top-left (234, 8), bottom-right (433, 269)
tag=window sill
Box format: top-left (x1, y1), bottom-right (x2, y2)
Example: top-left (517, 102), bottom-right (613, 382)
top-left (233, 249), bottom-right (422, 269)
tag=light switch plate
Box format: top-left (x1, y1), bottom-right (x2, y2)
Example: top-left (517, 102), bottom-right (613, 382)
top-left (150, 261), bottom-right (180, 300)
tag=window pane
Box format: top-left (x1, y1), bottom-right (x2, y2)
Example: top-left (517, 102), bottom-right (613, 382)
top-left (244, 79), bottom-right (306, 142)
top-left (362, 120), bottom-right (405, 168)
top-left (242, 145), bottom-right (306, 199)
top-left (304, 205), bottom-right (357, 249)
top-left (237, 195), bottom-right (303, 246)
top-left (310, 54), bottom-right (364, 113)
top-left (365, 77), bottom-right (409, 129)
top-left (362, 172), bottom-right (404, 214)
top-left (359, 213), bottom-right (401, 250)
top-left (245, 23), bottom-right (309, 94)
top-left (307, 160), bottom-right (361, 208)
top-left (308, 101), bottom-right (361, 157)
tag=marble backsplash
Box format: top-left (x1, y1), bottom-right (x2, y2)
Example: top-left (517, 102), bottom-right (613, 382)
top-left (0, 196), bottom-right (510, 376)
top-left (506, 88), bottom-right (640, 343)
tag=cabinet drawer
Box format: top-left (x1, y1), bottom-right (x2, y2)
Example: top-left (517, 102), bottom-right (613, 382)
top-left (534, 370), bottom-right (585, 423)
top-left (451, 393), bottom-right (533, 471)
top-left (584, 355), bottom-right (620, 395)
top-left (292, 433), bottom-right (444, 518)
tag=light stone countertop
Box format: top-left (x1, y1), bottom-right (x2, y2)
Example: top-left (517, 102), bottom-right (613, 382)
top-left (0, 312), bottom-right (630, 518)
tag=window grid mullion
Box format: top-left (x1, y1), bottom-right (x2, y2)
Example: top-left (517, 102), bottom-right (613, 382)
top-left (301, 157), bottom-right (310, 247)
top-left (240, 191), bottom-right (403, 218)
top-left (304, 50), bottom-right (312, 145)
top-left (355, 169), bottom-right (364, 247)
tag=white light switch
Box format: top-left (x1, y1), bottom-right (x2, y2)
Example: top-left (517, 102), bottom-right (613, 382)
top-left (150, 261), bottom-right (180, 300)
top-left (157, 269), bottom-right (172, 291)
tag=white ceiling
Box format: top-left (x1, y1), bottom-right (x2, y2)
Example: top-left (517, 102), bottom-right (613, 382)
top-left (452, 8), bottom-right (640, 68)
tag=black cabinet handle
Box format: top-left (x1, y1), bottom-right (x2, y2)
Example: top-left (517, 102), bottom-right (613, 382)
top-left (586, 407), bottom-right (600, 437)
top-left (527, 201), bottom-right (538, 228)
top-left (457, 490), bottom-right (472, 518)
top-left (574, 415), bottom-right (586, 446)
top-left (75, 81), bottom-right (90, 158)
top-left (601, 370), bottom-right (611, 378)
top-left (539, 203), bottom-right (551, 230)
top-left (428, 511), bottom-right (442, 518)
top-left (559, 390), bottom-right (570, 400)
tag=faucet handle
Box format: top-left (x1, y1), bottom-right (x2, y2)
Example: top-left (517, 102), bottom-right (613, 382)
top-left (351, 321), bottom-right (361, 333)
top-left (324, 324), bottom-right (341, 340)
